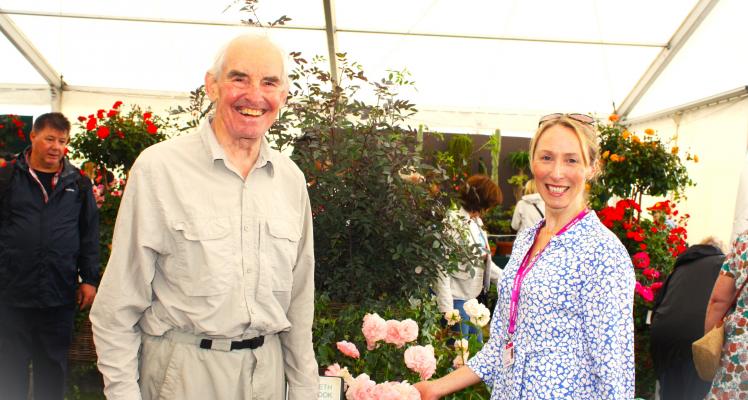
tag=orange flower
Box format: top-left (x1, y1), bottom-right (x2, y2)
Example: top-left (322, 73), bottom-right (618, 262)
top-left (632, 135), bottom-right (641, 143)
top-left (602, 150), bottom-right (610, 159)
top-left (671, 146), bottom-right (679, 154)
top-left (644, 128), bottom-right (655, 135)
top-left (694, 155), bottom-right (699, 163)
top-left (609, 114), bottom-right (620, 122)
top-left (619, 155), bottom-right (626, 162)
top-left (610, 154), bottom-right (620, 162)
top-left (622, 130), bottom-right (631, 139)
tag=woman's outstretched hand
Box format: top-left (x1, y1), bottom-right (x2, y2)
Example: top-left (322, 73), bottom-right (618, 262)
top-left (414, 381), bottom-right (440, 400)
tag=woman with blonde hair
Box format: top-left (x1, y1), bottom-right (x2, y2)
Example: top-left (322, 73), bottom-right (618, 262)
top-left (416, 114), bottom-right (635, 399)
top-left (511, 180), bottom-right (545, 234)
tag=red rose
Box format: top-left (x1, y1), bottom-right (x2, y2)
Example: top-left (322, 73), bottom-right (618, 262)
top-left (86, 117), bottom-right (97, 131)
top-left (639, 243), bottom-right (647, 250)
top-left (97, 109), bottom-right (105, 119)
top-left (146, 123), bottom-right (158, 134)
top-left (143, 112), bottom-right (152, 120)
top-left (116, 130), bottom-right (124, 138)
top-left (96, 126), bottom-right (110, 140)
top-left (651, 282), bottom-right (664, 291)
top-left (77, 116), bottom-right (86, 122)
top-left (107, 110), bottom-right (118, 118)
top-left (632, 251), bottom-right (650, 269)
top-left (112, 101), bottom-right (123, 109)
top-left (643, 268), bottom-right (660, 280)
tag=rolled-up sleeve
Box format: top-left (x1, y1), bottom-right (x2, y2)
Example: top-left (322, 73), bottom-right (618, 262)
top-left (90, 162), bottom-right (164, 400)
top-left (279, 187), bottom-right (319, 400)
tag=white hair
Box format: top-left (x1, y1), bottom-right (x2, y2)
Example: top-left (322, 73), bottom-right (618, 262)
top-left (207, 32), bottom-right (290, 89)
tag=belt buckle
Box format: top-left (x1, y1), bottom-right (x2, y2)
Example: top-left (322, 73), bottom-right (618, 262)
top-left (210, 338), bottom-right (232, 352)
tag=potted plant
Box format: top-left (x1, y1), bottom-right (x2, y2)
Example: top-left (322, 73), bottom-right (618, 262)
top-left (592, 114), bottom-right (694, 397)
top-left (507, 150), bottom-right (530, 203)
top-left (265, 53), bottom-right (472, 307)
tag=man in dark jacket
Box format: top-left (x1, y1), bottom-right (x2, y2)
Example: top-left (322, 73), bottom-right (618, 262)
top-left (0, 112), bottom-right (99, 400)
top-left (650, 237), bottom-right (725, 400)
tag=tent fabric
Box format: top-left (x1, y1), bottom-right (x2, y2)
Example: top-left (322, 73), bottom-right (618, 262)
top-left (3, 0), bottom-right (745, 118)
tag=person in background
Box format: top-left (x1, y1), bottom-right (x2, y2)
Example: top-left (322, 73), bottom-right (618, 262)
top-left (650, 236), bottom-right (725, 400)
top-left (434, 174), bottom-right (503, 342)
top-left (0, 112), bottom-right (99, 400)
top-left (90, 34), bottom-right (318, 399)
top-left (511, 179), bottom-right (545, 234)
top-left (703, 231), bottom-right (748, 399)
top-left (416, 113), bottom-right (635, 399)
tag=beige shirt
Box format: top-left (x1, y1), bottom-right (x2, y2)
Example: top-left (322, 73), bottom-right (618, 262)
top-left (434, 208), bottom-right (502, 313)
top-left (90, 121), bottom-right (318, 400)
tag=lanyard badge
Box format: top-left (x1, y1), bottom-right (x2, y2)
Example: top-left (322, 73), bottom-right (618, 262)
top-left (503, 209), bottom-right (589, 368)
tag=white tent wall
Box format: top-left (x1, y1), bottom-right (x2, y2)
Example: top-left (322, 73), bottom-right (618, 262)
top-left (407, 108), bottom-right (538, 138)
top-left (630, 97), bottom-right (748, 247)
top-left (0, 86), bottom-right (51, 116)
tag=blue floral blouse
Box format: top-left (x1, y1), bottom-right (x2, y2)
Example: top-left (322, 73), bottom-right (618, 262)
top-left (467, 212), bottom-right (635, 399)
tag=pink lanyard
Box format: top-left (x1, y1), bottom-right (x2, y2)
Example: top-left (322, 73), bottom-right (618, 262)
top-left (507, 208), bottom-right (589, 336)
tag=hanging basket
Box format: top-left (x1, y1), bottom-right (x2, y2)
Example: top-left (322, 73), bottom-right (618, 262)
top-left (68, 317), bottom-right (97, 362)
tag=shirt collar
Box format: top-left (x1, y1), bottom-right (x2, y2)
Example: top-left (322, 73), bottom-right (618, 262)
top-left (199, 119), bottom-right (275, 177)
top-left (23, 148), bottom-right (64, 176)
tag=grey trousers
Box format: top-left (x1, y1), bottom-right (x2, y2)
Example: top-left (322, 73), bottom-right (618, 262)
top-left (139, 331), bottom-right (284, 400)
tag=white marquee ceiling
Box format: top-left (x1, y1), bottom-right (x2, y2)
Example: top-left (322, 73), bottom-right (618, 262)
top-left (2, 0), bottom-right (747, 119)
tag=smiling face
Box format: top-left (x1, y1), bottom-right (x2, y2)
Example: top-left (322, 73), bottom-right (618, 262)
top-left (29, 127), bottom-right (69, 172)
top-left (531, 124), bottom-right (591, 220)
top-left (205, 36), bottom-right (288, 144)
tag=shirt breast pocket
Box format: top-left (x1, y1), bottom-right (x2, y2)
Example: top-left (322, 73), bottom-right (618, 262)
top-left (172, 217), bottom-right (237, 296)
top-left (265, 219), bottom-right (301, 292)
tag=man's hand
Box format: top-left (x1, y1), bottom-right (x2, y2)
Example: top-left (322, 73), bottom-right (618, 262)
top-left (77, 283), bottom-right (97, 310)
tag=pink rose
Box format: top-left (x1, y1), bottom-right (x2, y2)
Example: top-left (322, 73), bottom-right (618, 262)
top-left (346, 373), bottom-right (376, 400)
top-left (370, 381), bottom-right (420, 400)
top-left (399, 319), bottom-right (419, 344)
top-left (325, 363), bottom-right (343, 377)
top-left (404, 344), bottom-right (436, 380)
top-left (370, 382), bottom-right (400, 400)
top-left (336, 340), bottom-right (360, 359)
top-left (385, 319), bottom-right (407, 348)
top-left (362, 313), bottom-right (387, 350)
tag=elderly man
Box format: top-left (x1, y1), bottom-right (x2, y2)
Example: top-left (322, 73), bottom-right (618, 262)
top-left (90, 34), bottom-right (318, 399)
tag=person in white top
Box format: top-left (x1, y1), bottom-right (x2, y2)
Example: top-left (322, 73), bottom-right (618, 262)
top-left (511, 180), bottom-right (545, 234)
top-left (434, 174), bottom-right (503, 342)
top-left (90, 34), bottom-right (318, 400)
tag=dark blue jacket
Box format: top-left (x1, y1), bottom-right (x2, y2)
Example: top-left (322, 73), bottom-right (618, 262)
top-left (0, 152), bottom-right (100, 308)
